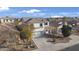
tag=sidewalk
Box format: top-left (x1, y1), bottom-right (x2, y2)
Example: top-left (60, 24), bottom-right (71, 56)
top-left (33, 34), bottom-right (79, 51)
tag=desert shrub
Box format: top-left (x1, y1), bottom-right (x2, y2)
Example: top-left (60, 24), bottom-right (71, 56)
top-left (19, 24), bottom-right (34, 44)
top-left (15, 25), bottom-right (23, 31)
top-left (20, 31), bottom-right (27, 39)
top-left (61, 25), bottom-right (72, 37)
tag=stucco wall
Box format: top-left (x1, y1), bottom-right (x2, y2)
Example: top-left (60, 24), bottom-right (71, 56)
top-left (33, 22), bottom-right (49, 37)
top-left (0, 19), bottom-right (14, 23)
top-left (33, 22), bottom-right (49, 28)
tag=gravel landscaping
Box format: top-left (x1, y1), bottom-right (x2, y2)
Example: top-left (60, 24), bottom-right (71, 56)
top-left (0, 24), bottom-right (37, 51)
top-left (46, 34), bottom-right (71, 44)
top-left (49, 37), bottom-right (71, 44)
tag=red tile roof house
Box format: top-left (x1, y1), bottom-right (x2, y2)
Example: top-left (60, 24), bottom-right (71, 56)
top-left (24, 18), bottom-right (50, 38)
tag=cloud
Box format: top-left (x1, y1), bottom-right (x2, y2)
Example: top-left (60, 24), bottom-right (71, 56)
top-left (59, 12), bottom-right (69, 15)
top-left (50, 12), bottom-right (79, 17)
top-left (10, 13), bottom-right (18, 16)
top-left (58, 12), bottom-right (79, 15)
top-left (19, 9), bottom-right (41, 14)
top-left (50, 15), bottom-right (64, 18)
top-left (75, 12), bottom-right (79, 15)
top-left (32, 13), bottom-right (46, 17)
top-left (0, 7), bottom-right (10, 11)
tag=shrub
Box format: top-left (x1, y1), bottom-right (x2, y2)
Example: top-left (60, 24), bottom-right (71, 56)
top-left (19, 24), bottom-right (34, 44)
top-left (61, 25), bottom-right (72, 37)
top-left (15, 25), bottom-right (23, 31)
top-left (20, 31), bottom-right (27, 39)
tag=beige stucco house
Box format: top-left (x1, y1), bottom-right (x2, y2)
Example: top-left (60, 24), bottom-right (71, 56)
top-left (0, 17), bottom-right (14, 24)
top-left (25, 18), bottom-right (49, 37)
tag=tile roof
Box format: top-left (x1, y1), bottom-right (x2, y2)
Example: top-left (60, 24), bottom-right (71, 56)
top-left (25, 18), bottom-right (49, 24)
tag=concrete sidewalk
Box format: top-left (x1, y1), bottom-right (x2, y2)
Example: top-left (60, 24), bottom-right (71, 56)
top-left (33, 34), bottom-right (79, 51)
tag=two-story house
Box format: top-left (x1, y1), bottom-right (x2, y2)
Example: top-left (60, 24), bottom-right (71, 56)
top-left (0, 17), bottom-right (15, 24)
top-left (25, 18), bottom-right (49, 37)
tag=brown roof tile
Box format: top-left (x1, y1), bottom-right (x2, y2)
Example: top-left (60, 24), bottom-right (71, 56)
top-left (25, 18), bottom-right (49, 24)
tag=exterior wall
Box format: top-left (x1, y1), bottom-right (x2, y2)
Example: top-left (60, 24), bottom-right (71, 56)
top-left (33, 22), bottom-right (49, 28)
top-left (33, 22), bottom-right (49, 32)
top-left (0, 19), bottom-right (14, 24)
top-left (33, 23), bottom-right (40, 28)
top-left (0, 19), bottom-right (4, 23)
top-left (5, 20), bottom-right (8, 23)
top-left (11, 20), bottom-right (14, 23)
top-left (33, 28), bottom-right (44, 32)
top-left (8, 20), bottom-right (11, 23)
top-left (33, 22), bottom-right (49, 37)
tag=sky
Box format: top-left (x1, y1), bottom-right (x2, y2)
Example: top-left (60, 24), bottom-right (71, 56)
top-left (0, 7), bottom-right (79, 18)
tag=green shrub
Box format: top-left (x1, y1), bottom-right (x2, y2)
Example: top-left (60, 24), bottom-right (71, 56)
top-left (61, 25), bottom-right (72, 37)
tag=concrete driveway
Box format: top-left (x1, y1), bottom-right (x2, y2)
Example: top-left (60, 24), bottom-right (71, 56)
top-left (33, 37), bottom-right (53, 48)
top-left (33, 35), bottom-right (79, 51)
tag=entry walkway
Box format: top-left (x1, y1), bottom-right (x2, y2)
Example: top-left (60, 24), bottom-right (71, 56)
top-left (33, 34), bottom-right (79, 51)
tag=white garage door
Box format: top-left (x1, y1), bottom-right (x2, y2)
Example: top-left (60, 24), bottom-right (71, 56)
top-left (33, 31), bottom-right (44, 38)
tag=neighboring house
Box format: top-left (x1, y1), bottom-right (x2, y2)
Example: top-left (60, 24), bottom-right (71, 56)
top-left (49, 20), bottom-right (63, 34)
top-left (76, 20), bottom-right (79, 25)
top-left (0, 17), bottom-right (15, 24)
top-left (25, 18), bottom-right (49, 37)
top-left (67, 20), bottom-right (77, 26)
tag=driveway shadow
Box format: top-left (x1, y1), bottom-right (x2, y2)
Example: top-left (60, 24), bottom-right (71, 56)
top-left (60, 43), bottom-right (79, 51)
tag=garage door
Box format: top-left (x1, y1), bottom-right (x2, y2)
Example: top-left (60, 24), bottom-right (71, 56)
top-left (33, 31), bottom-right (44, 38)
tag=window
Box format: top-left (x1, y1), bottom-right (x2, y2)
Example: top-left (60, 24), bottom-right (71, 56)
top-left (45, 23), bottom-right (48, 25)
top-left (40, 23), bottom-right (43, 27)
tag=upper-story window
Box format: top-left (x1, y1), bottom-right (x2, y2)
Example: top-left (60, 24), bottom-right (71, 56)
top-left (40, 23), bottom-right (43, 27)
top-left (44, 22), bottom-right (48, 25)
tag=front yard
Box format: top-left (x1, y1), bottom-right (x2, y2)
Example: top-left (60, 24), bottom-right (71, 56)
top-left (1, 23), bottom-right (79, 51)
top-left (0, 24), bottom-right (37, 51)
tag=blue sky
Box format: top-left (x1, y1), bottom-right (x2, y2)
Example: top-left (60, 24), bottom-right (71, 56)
top-left (0, 7), bottom-right (79, 18)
